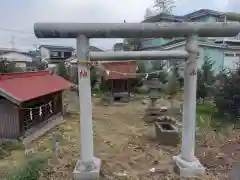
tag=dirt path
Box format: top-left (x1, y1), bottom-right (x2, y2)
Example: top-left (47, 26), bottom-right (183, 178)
top-left (1, 91), bottom-right (240, 180)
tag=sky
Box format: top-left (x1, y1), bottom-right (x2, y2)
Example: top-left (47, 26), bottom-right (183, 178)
top-left (0, 0), bottom-right (238, 51)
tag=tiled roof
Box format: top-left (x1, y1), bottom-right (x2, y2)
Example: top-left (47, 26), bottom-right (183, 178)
top-left (0, 71), bottom-right (72, 104)
top-left (101, 61), bottom-right (137, 80)
top-left (183, 9), bottom-right (221, 19)
top-left (39, 45), bottom-right (75, 51)
top-left (143, 9), bottom-right (240, 23)
top-left (89, 46), bottom-right (104, 52)
top-left (143, 12), bottom-right (187, 22)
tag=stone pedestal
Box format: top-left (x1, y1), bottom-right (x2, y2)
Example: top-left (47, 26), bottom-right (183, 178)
top-left (173, 155), bottom-right (205, 177)
top-left (155, 121), bottom-right (180, 147)
top-left (73, 157), bottom-right (101, 180)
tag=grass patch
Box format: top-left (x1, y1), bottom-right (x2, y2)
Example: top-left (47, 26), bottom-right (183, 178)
top-left (6, 152), bottom-right (50, 180)
top-left (92, 88), bottom-right (104, 98)
top-left (0, 140), bottom-right (24, 160)
top-left (196, 103), bottom-right (231, 131)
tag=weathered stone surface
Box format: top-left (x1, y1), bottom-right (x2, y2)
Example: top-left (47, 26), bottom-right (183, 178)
top-left (155, 122), bottom-right (180, 147)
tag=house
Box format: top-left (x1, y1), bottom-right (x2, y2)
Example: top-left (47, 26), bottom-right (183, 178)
top-left (140, 9), bottom-right (240, 73)
top-left (0, 71), bottom-right (72, 139)
top-left (39, 45), bottom-right (75, 61)
top-left (39, 45), bottom-right (75, 73)
top-left (0, 48), bottom-right (16, 55)
top-left (98, 61), bottom-right (137, 99)
top-left (45, 45), bottom-right (103, 74)
top-left (65, 46), bottom-right (104, 78)
top-left (149, 39), bottom-right (240, 75)
top-left (0, 51), bottom-right (34, 70)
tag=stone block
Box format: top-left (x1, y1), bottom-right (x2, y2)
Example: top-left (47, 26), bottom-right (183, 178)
top-left (155, 122), bottom-right (180, 147)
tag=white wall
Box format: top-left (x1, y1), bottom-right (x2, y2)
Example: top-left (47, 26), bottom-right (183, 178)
top-left (40, 47), bottom-right (50, 60)
top-left (223, 54), bottom-right (240, 70)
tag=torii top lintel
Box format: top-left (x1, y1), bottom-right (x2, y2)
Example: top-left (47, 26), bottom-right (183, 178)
top-left (34, 22), bottom-right (240, 39)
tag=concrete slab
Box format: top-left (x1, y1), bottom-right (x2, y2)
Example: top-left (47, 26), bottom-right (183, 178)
top-left (73, 157), bottom-right (101, 180)
top-left (173, 155), bottom-right (205, 178)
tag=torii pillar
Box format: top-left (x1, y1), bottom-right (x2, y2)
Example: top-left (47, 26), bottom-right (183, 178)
top-left (173, 34), bottom-right (205, 177)
top-left (73, 35), bottom-right (101, 180)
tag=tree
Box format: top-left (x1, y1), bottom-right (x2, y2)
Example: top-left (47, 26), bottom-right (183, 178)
top-left (197, 56), bottom-right (215, 103)
top-left (153, 0), bottom-right (175, 14)
top-left (144, 7), bottom-right (155, 19)
top-left (0, 60), bottom-right (7, 73)
top-left (35, 62), bottom-right (47, 70)
top-left (90, 67), bottom-right (98, 88)
top-left (57, 62), bottom-right (69, 80)
top-left (125, 38), bottom-right (141, 51)
top-left (214, 68), bottom-right (240, 119)
top-left (166, 69), bottom-right (180, 107)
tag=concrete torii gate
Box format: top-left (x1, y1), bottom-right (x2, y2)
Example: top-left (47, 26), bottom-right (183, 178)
top-left (34, 22), bottom-right (240, 180)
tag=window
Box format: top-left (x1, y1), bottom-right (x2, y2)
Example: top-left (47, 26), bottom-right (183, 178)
top-left (51, 51), bottom-right (59, 57)
top-left (225, 53), bottom-right (235, 57)
top-left (64, 52), bottom-right (72, 58)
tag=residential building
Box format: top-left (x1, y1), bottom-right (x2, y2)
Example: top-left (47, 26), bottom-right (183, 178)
top-left (39, 45), bottom-right (75, 73)
top-left (39, 45), bottom-right (75, 62)
top-left (0, 71), bottom-right (71, 139)
top-left (0, 51), bottom-right (34, 69)
top-left (140, 9), bottom-right (240, 73)
top-left (54, 46), bottom-right (104, 76)
top-left (0, 48), bottom-right (16, 55)
top-left (150, 39), bottom-right (240, 75)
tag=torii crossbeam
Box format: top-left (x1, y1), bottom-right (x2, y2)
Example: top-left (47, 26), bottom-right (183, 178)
top-left (34, 22), bottom-right (240, 180)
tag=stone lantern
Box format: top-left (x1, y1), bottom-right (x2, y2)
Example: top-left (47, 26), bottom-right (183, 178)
top-left (143, 78), bottom-right (162, 123)
top-left (145, 78), bottom-right (162, 108)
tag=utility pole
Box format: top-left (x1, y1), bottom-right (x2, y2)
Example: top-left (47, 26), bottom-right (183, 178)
top-left (10, 35), bottom-right (15, 50)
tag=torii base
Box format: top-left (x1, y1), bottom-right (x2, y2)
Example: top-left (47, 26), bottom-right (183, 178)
top-left (173, 155), bottom-right (205, 178)
top-left (73, 157), bottom-right (101, 180)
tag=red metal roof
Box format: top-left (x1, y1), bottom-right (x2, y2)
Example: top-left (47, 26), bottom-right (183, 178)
top-left (101, 61), bottom-right (137, 80)
top-left (0, 71), bottom-right (72, 104)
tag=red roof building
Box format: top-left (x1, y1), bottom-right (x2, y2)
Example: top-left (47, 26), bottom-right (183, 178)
top-left (99, 61), bottom-right (137, 100)
top-left (0, 71), bottom-right (72, 139)
top-left (101, 61), bottom-right (137, 80)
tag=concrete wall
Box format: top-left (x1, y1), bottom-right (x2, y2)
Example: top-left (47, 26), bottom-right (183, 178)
top-left (193, 16), bottom-right (217, 22)
top-left (223, 51), bottom-right (240, 70)
top-left (141, 38), bottom-right (172, 49)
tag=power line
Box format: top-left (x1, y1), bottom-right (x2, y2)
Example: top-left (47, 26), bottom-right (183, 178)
top-left (0, 27), bottom-right (34, 35)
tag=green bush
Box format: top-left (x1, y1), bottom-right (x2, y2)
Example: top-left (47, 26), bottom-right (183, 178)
top-left (57, 62), bottom-right (69, 80)
top-left (197, 56), bottom-right (215, 102)
top-left (6, 153), bottom-right (50, 180)
top-left (167, 72), bottom-right (180, 96)
top-left (214, 68), bottom-right (240, 120)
